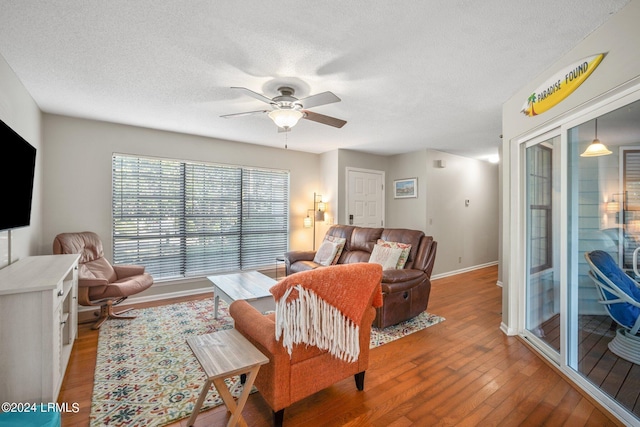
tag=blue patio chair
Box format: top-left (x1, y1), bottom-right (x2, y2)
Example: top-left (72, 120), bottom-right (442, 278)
top-left (585, 250), bottom-right (640, 364)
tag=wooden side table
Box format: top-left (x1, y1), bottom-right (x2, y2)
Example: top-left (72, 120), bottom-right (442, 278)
top-left (186, 329), bottom-right (268, 427)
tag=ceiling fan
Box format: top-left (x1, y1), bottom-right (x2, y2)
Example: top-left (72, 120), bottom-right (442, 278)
top-left (221, 86), bottom-right (347, 131)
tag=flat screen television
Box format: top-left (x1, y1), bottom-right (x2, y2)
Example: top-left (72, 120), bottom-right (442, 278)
top-left (0, 119), bottom-right (37, 231)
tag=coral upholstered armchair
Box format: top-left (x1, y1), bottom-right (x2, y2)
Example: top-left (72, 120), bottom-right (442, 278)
top-left (229, 263), bottom-right (383, 427)
top-left (53, 231), bottom-right (153, 329)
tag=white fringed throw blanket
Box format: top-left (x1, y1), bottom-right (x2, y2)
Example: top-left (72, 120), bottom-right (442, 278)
top-left (270, 264), bottom-right (383, 363)
top-left (275, 285), bottom-right (361, 362)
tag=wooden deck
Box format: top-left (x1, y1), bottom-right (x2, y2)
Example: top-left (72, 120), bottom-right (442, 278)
top-left (540, 313), bottom-right (640, 418)
top-left (59, 265), bottom-right (629, 426)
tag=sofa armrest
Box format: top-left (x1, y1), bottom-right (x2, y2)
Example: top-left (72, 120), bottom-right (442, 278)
top-left (284, 250), bottom-right (316, 274)
top-left (412, 237), bottom-right (438, 277)
top-left (229, 300), bottom-right (286, 355)
top-left (113, 264), bottom-right (146, 279)
top-left (381, 269), bottom-right (428, 293)
top-left (285, 250), bottom-right (316, 264)
top-left (382, 268), bottom-right (425, 283)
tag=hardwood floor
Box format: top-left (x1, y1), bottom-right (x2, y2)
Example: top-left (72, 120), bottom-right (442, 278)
top-left (58, 266), bottom-right (626, 426)
top-left (540, 313), bottom-right (640, 418)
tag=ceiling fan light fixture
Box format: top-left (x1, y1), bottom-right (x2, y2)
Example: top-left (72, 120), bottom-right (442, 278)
top-left (268, 109), bottom-right (304, 129)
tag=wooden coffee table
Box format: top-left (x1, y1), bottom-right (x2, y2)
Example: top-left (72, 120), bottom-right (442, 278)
top-left (186, 329), bottom-right (268, 427)
top-left (207, 270), bottom-right (276, 319)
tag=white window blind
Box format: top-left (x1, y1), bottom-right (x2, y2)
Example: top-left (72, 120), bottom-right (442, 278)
top-left (112, 154), bottom-right (289, 280)
top-left (623, 150), bottom-right (640, 268)
top-left (527, 144), bottom-right (552, 273)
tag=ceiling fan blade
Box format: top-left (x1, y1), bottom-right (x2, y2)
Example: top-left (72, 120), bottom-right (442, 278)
top-left (231, 87), bottom-right (274, 104)
top-left (220, 110), bottom-right (269, 118)
top-left (302, 110), bottom-right (347, 128)
top-left (298, 91), bottom-right (341, 109)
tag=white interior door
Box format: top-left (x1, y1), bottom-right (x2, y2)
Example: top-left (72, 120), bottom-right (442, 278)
top-left (346, 168), bottom-right (384, 227)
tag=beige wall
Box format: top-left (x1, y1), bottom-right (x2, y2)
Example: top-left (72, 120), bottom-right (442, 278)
top-left (40, 114), bottom-right (321, 297)
top-left (332, 148), bottom-right (498, 277)
top-left (386, 150), bottom-right (428, 231)
top-left (0, 53), bottom-right (42, 267)
top-left (319, 149), bottom-right (339, 229)
top-left (386, 149), bottom-right (499, 276)
top-left (425, 150), bottom-right (499, 276)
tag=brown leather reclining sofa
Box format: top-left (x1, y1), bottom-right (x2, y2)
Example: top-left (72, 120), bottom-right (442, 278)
top-left (285, 225), bottom-right (437, 328)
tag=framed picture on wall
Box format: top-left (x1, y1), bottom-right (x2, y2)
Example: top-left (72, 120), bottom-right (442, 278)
top-left (394, 178), bottom-right (417, 199)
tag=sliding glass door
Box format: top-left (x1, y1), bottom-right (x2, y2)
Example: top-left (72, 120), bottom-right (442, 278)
top-left (525, 134), bottom-right (561, 356)
top-left (518, 93), bottom-right (640, 425)
top-left (566, 100), bottom-right (640, 424)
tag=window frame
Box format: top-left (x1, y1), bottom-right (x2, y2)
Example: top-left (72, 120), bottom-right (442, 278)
top-left (527, 143), bottom-right (554, 274)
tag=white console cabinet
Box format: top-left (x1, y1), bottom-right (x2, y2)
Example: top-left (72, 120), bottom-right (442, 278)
top-left (0, 254), bottom-right (80, 403)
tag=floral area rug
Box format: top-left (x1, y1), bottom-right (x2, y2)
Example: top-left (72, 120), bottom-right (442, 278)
top-left (90, 297), bottom-right (444, 426)
top-left (370, 311), bottom-right (445, 346)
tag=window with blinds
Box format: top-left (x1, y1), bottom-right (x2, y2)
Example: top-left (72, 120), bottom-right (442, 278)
top-left (622, 150), bottom-right (640, 268)
top-left (112, 154), bottom-right (289, 280)
top-left (527, 144), bottom-right (552, 273)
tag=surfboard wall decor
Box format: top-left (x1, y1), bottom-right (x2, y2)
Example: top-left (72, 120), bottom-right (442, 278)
top-left (521, 53), bottom-right (605, 117)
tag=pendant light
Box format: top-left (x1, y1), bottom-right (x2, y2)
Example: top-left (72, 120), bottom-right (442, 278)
top-left (580, 118), bottom-right (612, 157)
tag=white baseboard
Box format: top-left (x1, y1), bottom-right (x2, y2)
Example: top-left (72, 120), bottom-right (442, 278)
top-left (431, 260), bottom-right (498, 280)
top-left (500, 322), bottom-right (518, 336)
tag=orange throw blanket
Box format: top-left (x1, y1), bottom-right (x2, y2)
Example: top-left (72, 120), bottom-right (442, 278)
top-left (270, 263), bottom-right (383, 362)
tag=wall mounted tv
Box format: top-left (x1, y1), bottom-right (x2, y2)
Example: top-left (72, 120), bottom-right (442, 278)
top-left (0, 119), bottom-right (37, 231)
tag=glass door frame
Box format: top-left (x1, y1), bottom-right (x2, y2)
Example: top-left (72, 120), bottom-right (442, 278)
top-left (520, 129), bottom-right (563, 365)
top-left (512, 80), bottom-right (640, 426)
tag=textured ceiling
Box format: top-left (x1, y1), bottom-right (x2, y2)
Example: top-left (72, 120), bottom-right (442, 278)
top-left (0, 1), bottom-right (630, 159)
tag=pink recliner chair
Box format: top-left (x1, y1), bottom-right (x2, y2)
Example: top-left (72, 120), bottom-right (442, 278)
top-left (53, 231), bottom-right (153, 329)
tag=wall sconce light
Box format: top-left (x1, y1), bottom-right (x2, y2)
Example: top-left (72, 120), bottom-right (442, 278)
top-left (608, 193), bottom-right (626, 210)
top-left (606, 193), bottom-right (625, 224)
top-left (316, 200), bottom-right (326, 221)
top-left (606, 199), bottom-right (620, 213)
